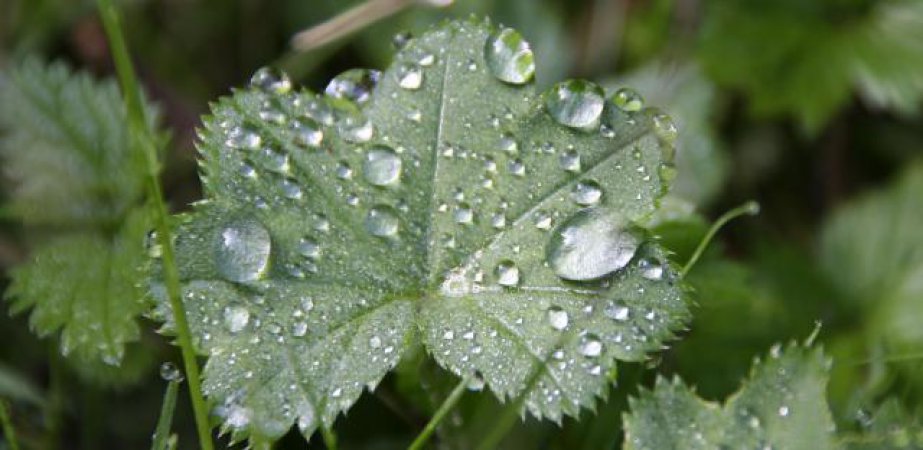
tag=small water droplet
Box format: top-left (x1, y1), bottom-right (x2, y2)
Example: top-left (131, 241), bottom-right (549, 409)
top-left (292, 322), bottom-right (308, 337)
top-left (325, 69), bottom-right (380, 104)
top-left (559, 150), bottom-right (581, 172)
top-left (467, 371), bottom-right (485, 391)
top-left (250, 67), bottom-right (291, 94)
top-left (544, 80), bottom-right (605, 129)
top-left (605, 300), bottom-right (630, 321)
top-left (571, 180), bottom-right (603, 205)
top-left (279, 178), bottom-right (302, 199)
top-left (224, 305), bottom-right (251, 333)
top-left (338, 116), bottom-right (374, 143)
top-left (369, 336), bottom-right (382, 348)
top-left (498, 133), bottom-right (518, 153)
top-left (293, 118), bottom-right (324, 148)
top-left (215, 219), bottom-right (272, 283)
top-left (495, 260), bottom-right (520, 286)
top-left (484, 27), bottom-right (535, 85)
top-left (336, 161), bottom-right (353, 179)
top-left (160, 362), bottom-right (184, 382)
top-left (453, 203), bottom-right (474, 224)
top-left (580, 334), bottom-right (603, 357)
top-left (508, 159), bottom-right (526, 176)
top-left (547, 306), bottom-right (569, 330)
top-left (611, 88), bottom-right (644, 112)
top-left (298, 237), bottom-right (320, 259)
top-left (639, 258), bottom-right (664, 280)
top-left (365, 205), bottom-right (400, 237)
top-left (392, 31), bottom-right (412, 49)
top-left (778, 406), bottom-right (790, 417)
top-left (226, 125), bottom-right (262, 150)
top-left (490, 212), bottom-right (507, 229)
top-left (535, 212), bottom-right (553, 230)
top-left (397, 64), bottom-right (424, 90)
top-left (647, 108), bottom-right (678, 145)
top-left (363, 145), bottom-right (402, 186)
top-left (547, 209), bottom-right (640, 281)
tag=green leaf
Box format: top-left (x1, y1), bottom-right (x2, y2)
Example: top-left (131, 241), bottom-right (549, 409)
top-left (153, 18), bottom-right (687, 442)
top-left (820, 164), bottom-right (923, 345)
top-left (623, 343), bottom-right (836, 450)
top-left (842, 399), bottom-right (923, 449)
top-left (699, 0), bottom-right (923, 132)
top-left (0, 59), bottom-right (158, 376)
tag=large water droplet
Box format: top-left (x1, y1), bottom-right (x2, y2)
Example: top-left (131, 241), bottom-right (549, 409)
top-left (484, 27), bottom-right (535, 85)
top-left (365, 205), bottom-right (400, 237)
top-left (611, 87), bottom-right (644, 112)
top-left (547, 306), bottom-right (569, 330)
top-left (571, 180), bottom-right (603, 205)
top-left (215, 219), bottom-right (272, 283)
top-left (544, 80), bottom-right (605, 129)
top-left (325, 69), bottom-right (380, 104)
top-left (547, 209), bottom-right (640, 281)
top-left (250, 67), bottom-right (291, 94)
top-left (363, 145), bottom-right (402, 186)
top-left (495, 260), bottom-right (520, 286)
top-left (397, 64), bottom-right (424, 90)
top-left (224, 305), bottom-right (251, 333)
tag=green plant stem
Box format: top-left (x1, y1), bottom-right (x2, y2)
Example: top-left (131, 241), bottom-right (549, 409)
top-left (0, 399), bottom-right (21, 450)
top-left (151, 381), bottom-right (180, 450)
top-left (407, 375), bottom-right (470, 450)
top-left (94, 1), bottom-right (214, 449)
top-left (44, 349), bottom-right (64, 450)
top-left (476, 351), bottom-right (555, 450)
top-left (321, 426), bottom-right (339, 450)
top-left (680, 200), bottom-right (760, 278)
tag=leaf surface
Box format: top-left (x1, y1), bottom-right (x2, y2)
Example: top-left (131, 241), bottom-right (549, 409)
top-left (153, 18), bottom-right (687, 441)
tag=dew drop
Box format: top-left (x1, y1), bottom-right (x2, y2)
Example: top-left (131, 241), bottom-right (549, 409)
top-left (363, 145), bottom-right (402, 186)
top-left (484, 27), bottom-right (535, 85)
top-left (453, 203), bottom-right (474, 224)
top-left (534, 212), bottom-right (553, 230)
top-left (338, 116), bottom-right (374, 143)
top-left (392, 31), bottom-right (412, 49)
top-left (224, 305), bottom-right (251, 333)
top-left (498, 133), bottom-right (519, 153)
top-left (490, 212), bottom-right (507, 229)
top-left (611, 87), bottom-right (644, 112)
top-left (279, 178), bottom-right (302, 199)
top-left (160, 362), bottom-right (184, 382)
top-left (647, 108), bottom-right (678, 145)
top-left (605, 300), bottom-right (630, 321)
top-left (336, 161), bottom-right (353, 180)
top-left (292, 321), bottom-right (308, 337)
top-left (293, 118), bottom-right (324, 148)
top-left (250, 67), bottom-right (292, 94)
top-left (369, 336), bottom-right (382, 348)
top-left (325, 69), bottom-right (380, 104)
top-left (580, 334), bottom-right (603, 357)
top-left (495, 260), bottom-right (520, 286)
top-left (298, 237), bottom-right (320, 259)
top-left (397, 64), bottom-right (424, 90)
top-left (778, 406), bottom-right (790, 417)
top-left (547, 306), bottom-right (569, 330)
top-left (544, 80), bottom-right (605, 129)
top-left (226, 125), bottom-right (262, 150)
top-left (215, 219), bottom-right (272, 283)
top-left (365, 205), bottom-right (400, 237)
top-left (467, 371), bottom-right (486, 391)
top-left (547, 209), bottom-right (640, 281)
top-left (571, 180), bottom-right (603, 205)
top-left (508, 159), bottom-right (526, 177)
top-left (639, 258), bottom-right (664, 280)
top-left (559, 150), bottom-right (581, 172)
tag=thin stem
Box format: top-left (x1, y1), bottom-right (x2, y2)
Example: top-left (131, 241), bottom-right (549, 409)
top-left (321, 426), bottom-right (339, 450)
top-left (44, 349), bottom-right (64, 450)
top-left (476, 354), bottom-right (552, 450)
top-left (0, 399), bottom-right (22, 450)
top-left (680, 200), bottom-right (760, 278)
top-left (151, 381), bottom-right (180, 450)
top-left (290, 0), bottom-right (414, 52)
top-left (93, 2), bottom-right (214, 449)
top-left (407, 376), bottom-right (470, 450)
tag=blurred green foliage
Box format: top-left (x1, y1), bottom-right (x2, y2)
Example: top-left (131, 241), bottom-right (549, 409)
top-left (1, 0), bottom-right (922, 448)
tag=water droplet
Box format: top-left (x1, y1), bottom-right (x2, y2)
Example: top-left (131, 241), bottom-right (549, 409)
top-left (559, 150), bottom-right (581, 172)
top-left (490, 212), bottom-right (506, 229)
top-left (580, 334), bottom-right (603, 357)
top-left (224, 305), bottom-right (251, 333)
top-left (279, 178), bottom-right (302, 199)
top-left (534, 212), bottom-right (553, 230)
top-left (454, 203), bottom-right (474, 224)
top-left (498, 133), bottom-right (518, 153)
top-left (365, 205), bottom-right (400, 237)
top-left (484, 27), bottom-right (535, 85)
top-left (226, 125), bottom-right (262, 150)
top-left (369, 336), bottom-right (382, 348)
top-left (547, 209), bottom-right (640, 280)
top-left (495, 260), bottom-right (520, 286)
top-left (544, 80), bottom-right (605, 129)
top-left (605, 300), bottom-right (630, 321)
top-left (778, 406), bottom-right (790, 417)
top-left (250, 67), bottom-right (291, 94)
top-left (298, 237), bottom-right (320, 259)
top-left (292, 322), bottom-right (308, 337)
top-left (325, 69), bottom-right (380, 104)
top-left (392, 31), bottom-right (412, 49)
top-left (146, 230), bottom-right (162, 258)
top-left (611, 88), bottom-right (644, 112)
top-left (397, 64), bottom-right (423, 90)
top-left (467, 371), bottom-right (485, 391)
top-left (335, 161), bottom-right (353, 180)
top-left (293, 118), bottom-right (324, 148)
top-left (547, 306), bottom-right (569, 330)
top-left (338, 116), bottom-right (374, 143)
top-left (363, 145), bottom-right (402, 186)
top-left (215, 219), bottom-right (272, 283)
top-left (508, 159), bottom-right (526, 176)
top-left (160, 362), bottom-right (184, 382)
top-left (571, 180), bottom-right (603, 205)
top-left (258, 147), bottom-right (290, 173)
top-left (647, 108), bottom-right (678, 145)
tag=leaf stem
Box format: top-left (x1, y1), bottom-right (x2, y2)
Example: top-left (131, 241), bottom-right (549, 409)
top-left (0, 399), bottom-right (22, 450)
top-left (93, 2), bottom-right (214, 449)
top-left (407, 375), bottom-right (470, 450)
top-left (290, 0), bottom-right (414, 52)
top-left (680, 200), bottom-right (760, 278)
top-left (151, 380), bottom-right (180, 450)
top-left (476, 356), bottom-right (551, 450)
top-left (321, 425), bottom-right (339, 450)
